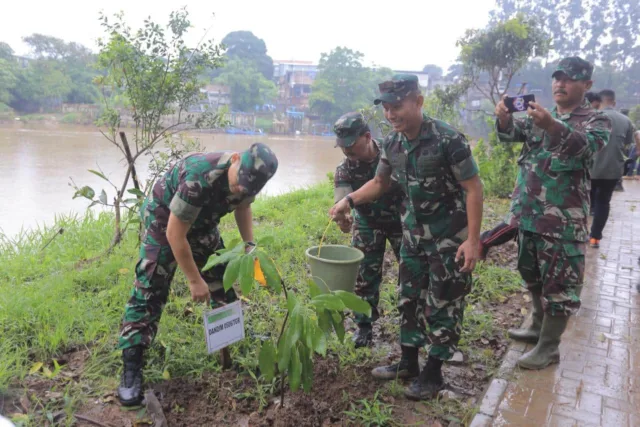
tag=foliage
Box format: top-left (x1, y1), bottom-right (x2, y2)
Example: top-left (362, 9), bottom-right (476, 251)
top-left (203, 236), bottom-right (371, 398)
top-left (457, 14), bottom-right (550, 105)
top-left (423, 81), bottom-right (471, 129)
top-left (310, 47), bottom-right (393, 123)
top-left (213, 58), bottom-right (277, 111)
top-left (472, 117), bottom-right (520, 197)
top-left (220, 31), bottom-right (274, 80)
top-left (491, 0), bottom-right (640, 71)
top-left (343, 391), bottom-right (395, 427)
top-left (71, 7), bottom-right (226, 250)
top-left (422, 64), bottom-right (443, 79)
top-left (0, 58), bottom-right (17, 105)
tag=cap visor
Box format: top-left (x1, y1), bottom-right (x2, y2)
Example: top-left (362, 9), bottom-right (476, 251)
top-left (373, 93), bottom-right (400, 105)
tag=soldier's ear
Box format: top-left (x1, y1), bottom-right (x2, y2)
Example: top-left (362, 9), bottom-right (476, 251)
top-left (584, 80), bottom-right (593, 91)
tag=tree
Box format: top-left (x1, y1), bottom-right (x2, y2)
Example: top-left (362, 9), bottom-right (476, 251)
top-left (457, 14), bottom-right (551, 106)
top-left (220, 31), bottom-right (274, 80)
top-left (0, 42), bottom-right (13, 60)
top-left (0, 43), bottom-right (17, 106)
top-left (10, 59), bottom-right (72, 112)
top-left (422, 64), bottom-right (443, 79)
top-left (214, 58), bottom-right (277, 111)
top-left (491, 0), bottom-right (640, 71)
top-left (309, 47), bottom-right (393, 123)
top-left (71, 7), bottom-right (226, 253)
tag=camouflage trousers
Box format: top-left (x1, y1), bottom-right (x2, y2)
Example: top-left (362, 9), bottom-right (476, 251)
top-left (398, 240), bottom-right (472, 361)
top-left (351, 220), bottom-right (402, 326)
top-left (118, 225), bottom-right (235, 350)
top-left (517, 230), bottom-right (584, 317)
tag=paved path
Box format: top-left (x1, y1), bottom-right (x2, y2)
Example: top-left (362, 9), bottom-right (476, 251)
top-left (483, 180), bottom-right (640, 426)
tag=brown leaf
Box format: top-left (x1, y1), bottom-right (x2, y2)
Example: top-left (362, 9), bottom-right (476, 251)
top-left (520, 307), bottom-right (528, 316)
top-left (19, 395), bottom-right (30, 412)
top-left (523, 294), bottom-right (531, 302)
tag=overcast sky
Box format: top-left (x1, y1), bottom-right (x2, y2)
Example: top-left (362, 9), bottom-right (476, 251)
top-left (1, 0), bottom-right (496, 71)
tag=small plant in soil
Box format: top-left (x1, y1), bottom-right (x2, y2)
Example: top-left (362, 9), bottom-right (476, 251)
top-left (343, 391), bottom-right (395, 427)
top-left (203, 236), bottom-right (371, 405)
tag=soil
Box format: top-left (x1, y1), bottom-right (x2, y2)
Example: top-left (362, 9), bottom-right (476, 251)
top-left (2, 245), bottom-right (526, 427)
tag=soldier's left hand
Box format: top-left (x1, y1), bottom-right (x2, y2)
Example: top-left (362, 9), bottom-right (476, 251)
top-left (456, 239), bottom-right (480, 273)
top-left (527, 102), bottom-right (555, 131)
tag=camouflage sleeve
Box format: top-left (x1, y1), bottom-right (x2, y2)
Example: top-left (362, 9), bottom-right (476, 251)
top-left (545, 112), bottom-right (611, 159)
top-left (376, 138), bottom-right (394, 181)
top-left (334, 161), bottom-right (353, 203)
top-left (446, 133), bottom-right (479, 182)
top-left (623, 121), bottom-right (635, 154)
top-left (496, 116), bottom-right (530, 143)
top-left (169, 162), bottom-right (217, 223)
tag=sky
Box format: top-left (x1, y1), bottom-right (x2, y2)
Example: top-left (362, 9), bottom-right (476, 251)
top-left (0, 0), bottom-right (496, 72)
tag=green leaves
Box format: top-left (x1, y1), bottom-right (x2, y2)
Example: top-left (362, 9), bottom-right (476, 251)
top-left (311, 294), bottom-right (345, 311)
top-left (72, 186), bottom-right (95, 200)
top-left (88, 169), bottom-right (109, 181)
top-left (288, 343), bottom-right (302, 392)
top-left (201, 242), bottom-right (244, 272)
top-left (255, 251), bottom-right (281, 293)
top-left (334, 290), bottom-right (371, 317)
top-left (222, 257), bottom-right (241, 292)
top-left (258, 341), bottom-right (276, 382)
top-left (239, 255), bottom-right (255, 294)
top-left (127, 188), bottom-right (145, 198)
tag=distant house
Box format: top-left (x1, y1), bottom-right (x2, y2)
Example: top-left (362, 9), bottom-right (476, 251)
top-left (273, 61), bottom-right (317, 112)
top-left (192, 84), bottom-right (231, 112)
top-left (273, 60), bottom-right (318, 80)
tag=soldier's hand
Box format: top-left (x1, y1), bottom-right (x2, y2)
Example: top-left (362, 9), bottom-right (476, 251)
top-left (495, 95), bottom-right (511, 129)
top-left (329, 198), bottom-right (351, 220)
top-left (527, 102), bottom-right (555, 131)
top-left (336, 215), bottom-right (353, 233)
top-left (456, 239), bottom-right (480, 273)
top-left (189, 277), bottom-right (211, 304)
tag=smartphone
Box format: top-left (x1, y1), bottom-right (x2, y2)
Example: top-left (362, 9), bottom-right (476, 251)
top-left (504, 94), bottom-right (536, 113)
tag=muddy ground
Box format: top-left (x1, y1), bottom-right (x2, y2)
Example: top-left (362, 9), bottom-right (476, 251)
top-left (1, 242), bottom-right (525, 427)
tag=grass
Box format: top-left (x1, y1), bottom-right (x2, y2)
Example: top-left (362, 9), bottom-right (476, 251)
top-left (0, 181), bottom-right (516, 425)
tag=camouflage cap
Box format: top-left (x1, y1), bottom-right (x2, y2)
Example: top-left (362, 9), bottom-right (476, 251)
top-left (373, 74), bottom-right (420, 105)
top-left (333, 112), bottom-right (369, 148)
top-left (552, 57), bottom-right (594, 81)
top-left (237, 142), bottom-right (278, 196)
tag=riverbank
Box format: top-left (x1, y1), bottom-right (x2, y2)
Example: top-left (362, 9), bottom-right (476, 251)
top-left (0, 183), bottom-right (524, 426)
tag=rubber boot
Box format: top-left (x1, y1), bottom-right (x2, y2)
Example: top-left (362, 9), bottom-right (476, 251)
top-left (371, 346), bottom-right (419, 380)
top-left (118, 346), bottom-right (144, 406)
top-left (517, 315), bottom-right (569, 370)
top-left (508, 290), bottom-right (543, 343)
top-left (352, 324), bottom-right (373, 349)
top-left (404, 355), bottom-right (445, 400)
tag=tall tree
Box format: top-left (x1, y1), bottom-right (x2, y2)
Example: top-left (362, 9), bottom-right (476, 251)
top-left (220, 31), bottom-right (274, 80)
top-left (214, 58), bottom-right (277, 111)
top-left (309, 47), bottom-right (393, 123)
top-left (422, 64), bottom-right (443, 79)
top-left (457, 14), bottom-right (550, 105)
top-left (491, 0), bottom-right (640, 71)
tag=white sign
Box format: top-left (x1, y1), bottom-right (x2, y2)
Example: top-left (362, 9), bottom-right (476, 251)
top-left (203, 301), bottom-right (245, 354)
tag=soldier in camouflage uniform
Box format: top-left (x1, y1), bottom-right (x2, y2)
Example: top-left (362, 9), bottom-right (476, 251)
top-left (117, 142), bottom-right (278, 406)
top-left (330, 75), bottom-right (484, 400)
top-left (332, 112), bottom-right (403, 348)
top-left (495, 57), bottom-right (611, 370)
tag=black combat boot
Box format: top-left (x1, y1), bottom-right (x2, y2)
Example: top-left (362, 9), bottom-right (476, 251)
top-left (352, 324), bottom-right (373, 348)
top-left (118, 346), bottom-right (144, 406)
top-left (371, 346), bottom-right (419, 380)
top-left (404, 355), bottom-right (445, 400)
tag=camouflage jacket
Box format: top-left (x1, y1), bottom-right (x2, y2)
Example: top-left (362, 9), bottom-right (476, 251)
top-left (377, 114), bottom-right (479, 252)
top-left (497, 100), bottom-right (611, 242)
top-left (143, 152), bottom-right (253, 241)
top-left (334, 138), bottom-right (403, 226)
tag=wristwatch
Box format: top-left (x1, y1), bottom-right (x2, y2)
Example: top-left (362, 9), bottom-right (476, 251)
top-left (245, 241), bottom-right (256, 247)
top-left (345, 194), bottom-right (355, 209)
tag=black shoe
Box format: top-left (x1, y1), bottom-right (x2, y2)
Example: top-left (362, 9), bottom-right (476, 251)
top-left (118, 347), bottom-right (144, 406)
top-left (404, 356), bottom-right (445, 400)
top-left (615, 181), bottom-right (624, 192)
top-left (352, 325), bottom-right (373, 348)
top-left (371, 346), bottom-right (419, 380)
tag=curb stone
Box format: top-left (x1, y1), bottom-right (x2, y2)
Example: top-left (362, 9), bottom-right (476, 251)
top-left (468, 319), bottom-right (529, 426)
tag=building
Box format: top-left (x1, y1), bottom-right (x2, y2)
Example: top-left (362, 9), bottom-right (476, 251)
top-left (273, 60), bottom-right (318, 112)
top-left (273, 60), bottom-right (318, 80)
top-left (192, 84), bottom-right (231, 112)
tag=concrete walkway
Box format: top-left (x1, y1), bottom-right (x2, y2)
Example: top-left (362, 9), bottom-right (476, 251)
top-left (480, 180), bottom-right (640, 426)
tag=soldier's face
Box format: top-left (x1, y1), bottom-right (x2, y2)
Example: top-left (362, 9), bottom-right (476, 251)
top-left (553, 74), bottom-right (592, 106)
top-left (382, 96), bottom-right (423, 134)
top-left (341, 134), bottom-right (370, 161)
top-left (228, 155), bottom-right (247, 195)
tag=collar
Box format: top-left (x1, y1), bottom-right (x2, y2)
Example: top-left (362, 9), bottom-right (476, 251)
top-left (552, 99), bottom-right (592, 120)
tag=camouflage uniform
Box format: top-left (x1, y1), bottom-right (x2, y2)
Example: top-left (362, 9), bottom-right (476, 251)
top-left (119, 144), bottom-right (278, 350)
top-left (497, 58), bottom-right (611, 317)
top-left (333, 114), bottom-right (403, 326)
top-left (374, 78), bottom-right (480, 361)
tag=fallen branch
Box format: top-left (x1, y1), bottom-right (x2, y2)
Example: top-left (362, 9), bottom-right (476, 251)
top-left (73, 413), bottom-right (116, 427)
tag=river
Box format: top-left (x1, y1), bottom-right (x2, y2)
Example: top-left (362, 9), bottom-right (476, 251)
top-left (0, 123), bottom-right (345, 238)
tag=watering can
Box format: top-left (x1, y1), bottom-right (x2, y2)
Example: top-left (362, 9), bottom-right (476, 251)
top-left (305, 244), bottom-right (364, 293)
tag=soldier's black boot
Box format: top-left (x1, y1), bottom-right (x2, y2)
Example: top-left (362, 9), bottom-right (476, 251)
top-left (371, 346), bottom-right (419, 380)
top-left (118, 346), bottom-right (144, 406)
top-left (352, 324), bottom-right (373, 348)
top-left (404, 355), bottom-right (445, 400)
